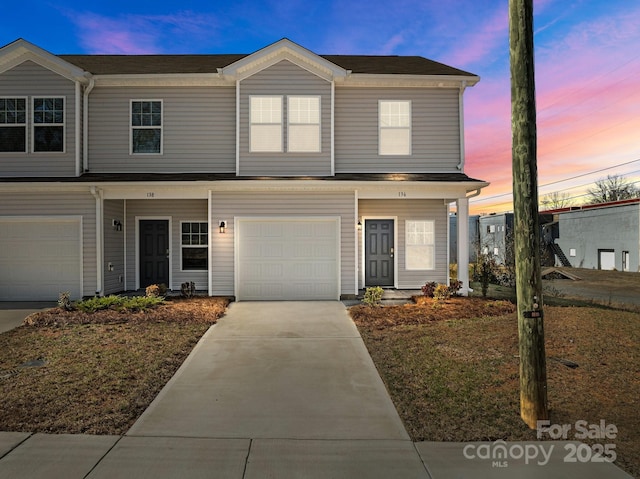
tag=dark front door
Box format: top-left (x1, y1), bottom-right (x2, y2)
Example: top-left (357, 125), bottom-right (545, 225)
top-left (365, 219), bottom-right (394, 287)
top-left (139, 220), bottom-right (169, 288)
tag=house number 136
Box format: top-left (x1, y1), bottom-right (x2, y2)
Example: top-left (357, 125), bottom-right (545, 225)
top-left (398, 192), bottom-right (407, 197)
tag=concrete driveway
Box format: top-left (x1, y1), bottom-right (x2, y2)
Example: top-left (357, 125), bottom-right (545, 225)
top-left (0, 302), bottom-right (55, 334)
top-left (128, 301), bottom-right (409, 440)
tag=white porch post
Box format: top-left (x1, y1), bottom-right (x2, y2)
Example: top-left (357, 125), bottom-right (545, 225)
top-left (456, 197), bottom-right (470, 296)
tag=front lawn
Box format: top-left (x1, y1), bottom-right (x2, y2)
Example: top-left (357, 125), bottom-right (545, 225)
top-left (0, 297), bottom-right (227, 435)
top-left (350, 297), bottom-right (640, 478)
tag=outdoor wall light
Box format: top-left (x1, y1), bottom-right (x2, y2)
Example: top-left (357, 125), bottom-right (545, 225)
top-left (112, 220), bottom-right (122, 232)
top-left (357, 220), bottom-right (362, 230)
top-left (219, 221), bottom-right (226, 234)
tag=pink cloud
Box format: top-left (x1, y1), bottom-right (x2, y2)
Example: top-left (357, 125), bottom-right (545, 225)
top-left (466, 5), bottom-right (640, 214)
top-left (64, 11), bottom-right (219, 54)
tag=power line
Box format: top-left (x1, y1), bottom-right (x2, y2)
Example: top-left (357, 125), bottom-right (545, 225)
top-left (471, 158), bottom-right (640, 203)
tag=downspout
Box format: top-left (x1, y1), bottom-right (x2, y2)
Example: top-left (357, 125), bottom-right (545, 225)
top-left (75, 81), bottom-right (82, 176)
top-left (457, 81), bottom-right (467, 170)
top-left (83, 76), bottom-right (95, 173)
top-left (90, 186), bottom-right (104, 296)
top-left (331, 80), bottom-right (335, 175)
top-left (235, 79), bottom-right (240, 175)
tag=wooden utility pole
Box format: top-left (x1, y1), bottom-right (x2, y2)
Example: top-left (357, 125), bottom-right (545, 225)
top-left (509, 0), bottom-right (549, 428)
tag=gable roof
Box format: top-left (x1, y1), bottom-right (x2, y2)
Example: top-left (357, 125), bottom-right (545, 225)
top-left (59, 53), bottom-right (476, 77)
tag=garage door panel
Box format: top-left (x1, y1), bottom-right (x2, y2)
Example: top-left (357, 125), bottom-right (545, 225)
top-left (237, 218), bottom-right (339, 301)
top-left (0, 219), bottom-right (81, 301)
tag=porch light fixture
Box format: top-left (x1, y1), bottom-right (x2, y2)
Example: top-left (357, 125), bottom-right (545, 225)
top-left (357, 220), bottom-right (362, 230)
top-left (112, 220), bottom-right (122, 232)
top-left (219, 221), bottom-right (226, 234)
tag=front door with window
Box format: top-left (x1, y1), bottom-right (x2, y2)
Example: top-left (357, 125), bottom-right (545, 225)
top-left (365, 219), bottom-right (394, 287)
top-left (139, 220), bottom-right (169, 288)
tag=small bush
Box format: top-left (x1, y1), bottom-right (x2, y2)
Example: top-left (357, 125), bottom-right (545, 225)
top-left (58, 291), bottom-right (74, 311)
top-left (448, 280), bottom-right (463, 296)
top-left (145, 284), bottom-right (160, 298)
top-left (433, 284), bottom-right (451, 301)
top-left (181, 281), bottom-right (196, 298)
top-left (421, 281), bottom-right (438, 298)
top-left (75, 295), bottom-right (164, 313)
top-left (363, 286), bottom-right (384, 306)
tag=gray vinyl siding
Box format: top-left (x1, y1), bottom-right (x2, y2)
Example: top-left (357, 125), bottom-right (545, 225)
top-left (103, 199), bottom-right (125, 294)
top-left (335, 87), bottom-right (460, 173)
top-left (0, 61), bottom-right (77, 177)
top-left (210, 191), bottom-right (356, 296)
top-left (238, 60), bottom-right (332, 176)
top-left (358, 199), bottom-right (448, 288)
top-left (88, 86), bottom-right (235, 173)
top-left (0, 189), bottom-right (97, 297)
top-left (124, 199), bottom-right (209, 291)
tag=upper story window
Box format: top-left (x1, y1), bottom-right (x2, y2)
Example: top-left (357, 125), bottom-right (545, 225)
top-left (33, 97), bottom-right (64, 152)
top-left (0, 98), bottom-right (27, 152)
top-left (250, 96), bottom-right (283, 152)
top-left (379, 100), bottom-right (411, 155)
top-left (288, 96), bottom-right (320, 152)
top-left (131, 100), bottom-right (162, 154)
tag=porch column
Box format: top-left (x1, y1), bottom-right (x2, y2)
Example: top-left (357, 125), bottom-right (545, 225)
top-left (456, 197), bottom-right (470, 296)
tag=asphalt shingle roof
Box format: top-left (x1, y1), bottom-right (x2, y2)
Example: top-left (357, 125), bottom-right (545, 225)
top-left (58, 54), bottom-right (476, 77)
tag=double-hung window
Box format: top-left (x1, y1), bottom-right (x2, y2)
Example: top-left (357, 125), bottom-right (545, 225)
top-left (379, 100), bottom-right (411, 155)
top-left (288, 96), bottom-right (320, 152)
top-left (33, 97), bottom-right (64, 152)
top-left (405, 220), bottom-right (435, 270)
top-left (250, 96), bottom-right (282, 152)
top-left (181, 221), bottom-right (208, 271)
top-left (131, 100), bottom-right (162, 154)
top-left (0, 98), bottom-right (27, 152)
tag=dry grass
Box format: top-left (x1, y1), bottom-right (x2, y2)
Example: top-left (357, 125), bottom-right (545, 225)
top-left (351, 298), bottom-right (640, 478)
top-left (0, 297), bottom-right (227, 435)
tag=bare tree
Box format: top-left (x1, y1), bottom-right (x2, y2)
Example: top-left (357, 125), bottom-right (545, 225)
top-left (540, 191), bottom-right (573, 210)
top-left (587, 174), bottom-right (639, 203)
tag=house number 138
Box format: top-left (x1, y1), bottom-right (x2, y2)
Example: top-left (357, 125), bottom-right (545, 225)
top-left (146, 192), bottom-right (155, 198)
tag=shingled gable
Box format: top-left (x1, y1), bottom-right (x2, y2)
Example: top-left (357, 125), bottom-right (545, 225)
top-left (51, 38), bottom-right (477, 81)
top-left (0, 38), bottom-right (90, 83)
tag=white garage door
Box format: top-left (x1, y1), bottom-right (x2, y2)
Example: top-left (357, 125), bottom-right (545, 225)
top-left (0, 218), bottom-right (82, 301)
top-left (236, 218), bottom-right (339, 301)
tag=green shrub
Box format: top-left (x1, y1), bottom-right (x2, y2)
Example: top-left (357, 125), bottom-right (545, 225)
top-left (363, 286), bottom-right (384, 306)
top-left (75, 295), bottom-right (164, 313)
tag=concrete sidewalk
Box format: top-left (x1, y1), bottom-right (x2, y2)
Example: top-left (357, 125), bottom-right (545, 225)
top-left (0, 301), bottom-right (634, 478)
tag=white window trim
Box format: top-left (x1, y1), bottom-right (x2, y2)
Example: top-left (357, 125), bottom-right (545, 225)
top-left (378, 99), bottom-right (411, 156)
top-left (287, 95), bottom-right (321, 153)
top-left (0, 96), bottom-right (28, 154)
top-left (180, 220), bottom-right (209, 272)
top-left (130, 99), bottom-right (163, 155)
top-left (249, 95), bottom-right (283, 153)
top-left (31, 96), bottom-right (65, 154)
top-left (405, 219), bottom-right (435, 271)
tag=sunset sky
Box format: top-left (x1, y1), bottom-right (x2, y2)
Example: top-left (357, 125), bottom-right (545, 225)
top-left (2, 0), bottom-right (638, 215)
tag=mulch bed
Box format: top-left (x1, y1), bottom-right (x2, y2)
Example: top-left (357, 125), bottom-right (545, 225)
top-left (23, 296), bottom-right (228, 327)
top-left (350, 296), bottom-right (516, 329)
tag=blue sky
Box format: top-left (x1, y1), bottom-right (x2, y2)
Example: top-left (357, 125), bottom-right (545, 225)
top-left (2, 0), bottom-right (639, 213)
